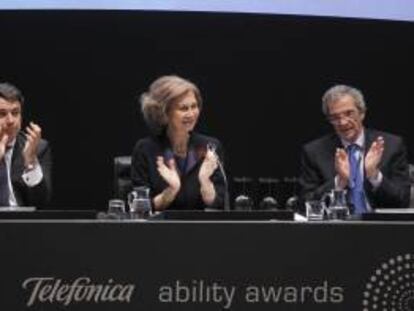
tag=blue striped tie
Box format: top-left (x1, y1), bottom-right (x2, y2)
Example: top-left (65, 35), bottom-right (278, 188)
top-left (347, 144), bottom-right (366, 214)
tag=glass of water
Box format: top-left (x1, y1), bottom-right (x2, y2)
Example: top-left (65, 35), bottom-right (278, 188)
top-left (107, 199), bottom-right (126, 219)
top-left (128, 186), bottom-right (152, 219)
top-left (326, 190), bottom-right (350, 220)
top-left (305, 200), bottom-right (325, 221)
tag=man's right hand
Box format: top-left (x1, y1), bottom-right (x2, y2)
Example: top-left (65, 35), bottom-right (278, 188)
top-left (0, 125), bottom-right (9, 161)
top-left (335, 147), bottom-right (350, 188)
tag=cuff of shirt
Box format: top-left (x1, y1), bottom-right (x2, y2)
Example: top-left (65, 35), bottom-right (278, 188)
top-left (22, 163), bottom-right (43, 187)
top-left (334, 175), bottom-right (346, 190)
top-left (368, 171), bottom-right (383, 189)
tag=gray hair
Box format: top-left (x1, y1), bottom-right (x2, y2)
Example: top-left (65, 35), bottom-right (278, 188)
top-left (322, 84), bottom-right (366, 115)
top-left (140, 75), bottom-right (202, 133)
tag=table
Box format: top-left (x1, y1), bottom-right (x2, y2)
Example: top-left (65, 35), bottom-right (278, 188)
top-left (0, 219), bottom-right (413, 310)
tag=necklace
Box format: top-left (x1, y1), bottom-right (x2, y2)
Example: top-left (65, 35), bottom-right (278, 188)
top-left (173, 144), bottom-right (187, 157)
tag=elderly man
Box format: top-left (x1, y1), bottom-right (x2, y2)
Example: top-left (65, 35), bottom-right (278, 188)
top-left (299, 84), bottom-right (410, 213)
top-left (0, 82), bottom-right (52, 208)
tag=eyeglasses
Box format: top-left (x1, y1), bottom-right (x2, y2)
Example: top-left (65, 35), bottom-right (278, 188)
top-left (327, 109), bottom-right (360, 125)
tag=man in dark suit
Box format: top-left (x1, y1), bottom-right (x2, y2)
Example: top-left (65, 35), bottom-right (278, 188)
top-left (0, 82), bottom-right (52, 208)
top-left (299, 85), bottom-right (410, 213)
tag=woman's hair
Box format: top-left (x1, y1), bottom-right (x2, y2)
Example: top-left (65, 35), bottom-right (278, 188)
top-left (140, 75), bottom-right (202, 133)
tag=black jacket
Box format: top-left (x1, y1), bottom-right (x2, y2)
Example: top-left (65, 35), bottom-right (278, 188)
top-left (11, 132), bottom-right (52, 208)
top-left (131, 132), bottom-right (226, 210)
top-left (299, 129), bottom-right (410, 210)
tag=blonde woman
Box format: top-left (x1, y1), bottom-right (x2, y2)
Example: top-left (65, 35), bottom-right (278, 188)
top-left (131, 75), bottom-right (226, 211)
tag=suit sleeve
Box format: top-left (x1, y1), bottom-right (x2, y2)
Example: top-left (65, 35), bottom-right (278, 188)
top-left (207, 139), bottom-right (226, 210)
top-left (366, 136), bottom-right (410, 209)
top-left (25, 140), bottom-right (52, 208)
top-left (299, 145), bottom-right (335, 206)
top-left (131, 140), bottom-right (151, 190)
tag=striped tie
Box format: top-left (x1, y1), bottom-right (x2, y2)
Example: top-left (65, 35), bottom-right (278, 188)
top-left (347, 144), bottom-right (367, 214)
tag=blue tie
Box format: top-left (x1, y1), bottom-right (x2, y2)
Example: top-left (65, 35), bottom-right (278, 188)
top-left (0, 157), bottom-right (9, 206)
top-left (347, 144), bottom-right (366, 214)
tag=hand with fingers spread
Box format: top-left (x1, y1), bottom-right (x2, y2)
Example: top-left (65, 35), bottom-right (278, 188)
top-left (0, 124), bottom-right (9, 159)
top-left (0, 131), bottom-right (9, 161)
top-left (22, 122), bottom-right (42, 168)
top-left (335, 147), bottom-right (350, 188)
top-left (156, 156), bottom-right (181, 192)
top-left (198, 148), bottom-right (218, 183)
top-left (153, 156), bottom-right (181, 210)
top-left (198, 148), bottom-right (219, 205)
top-left (365, 136), bottom-right (385, 179)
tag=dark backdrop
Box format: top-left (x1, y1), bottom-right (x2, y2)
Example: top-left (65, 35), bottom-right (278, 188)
top-left (0, 10), bottom-right (413, 209)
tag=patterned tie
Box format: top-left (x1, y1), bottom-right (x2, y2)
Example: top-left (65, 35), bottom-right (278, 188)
top-left (347, 144), bottom-right (367, 214)
top-left (0, 157), bottom-right (9, 206)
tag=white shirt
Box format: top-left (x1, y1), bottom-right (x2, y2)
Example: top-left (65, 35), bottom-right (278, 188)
top-left (4, 140), bottom-right (43, 206)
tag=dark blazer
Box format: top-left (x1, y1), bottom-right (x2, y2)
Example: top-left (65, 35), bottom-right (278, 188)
top-left (131, 132), bottom-right (226, 210)
top-left (299, 129), bottom-right (410, 210)
top-left (11, 132), bottom-right (52, 208)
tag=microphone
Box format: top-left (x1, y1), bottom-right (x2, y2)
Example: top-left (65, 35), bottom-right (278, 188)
top-left (258, 177), bottom-right (279, 210)
top-left (233, 177), bottom-right (254, 211)
top-left (207, 142), bottom-right (230, 210)
top-left (285, 195), bottom-right (299, 210)
top-left (260, 196), bottom-right (279, 210)
top-left (234, 194), bottom-right (254, 211)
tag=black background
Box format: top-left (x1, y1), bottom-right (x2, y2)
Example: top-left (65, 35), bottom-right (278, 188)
top-left (0, 10), bottom-right (413, 209)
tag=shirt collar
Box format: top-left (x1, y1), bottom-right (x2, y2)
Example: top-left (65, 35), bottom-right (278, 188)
top-left (6, 138), bottom-right (16, 151)
top-left (341, 130), bottom-right (365, 150)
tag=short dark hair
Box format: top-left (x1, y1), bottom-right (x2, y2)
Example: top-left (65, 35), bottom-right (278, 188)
top-left (0, 82), bottom-right (25, 106)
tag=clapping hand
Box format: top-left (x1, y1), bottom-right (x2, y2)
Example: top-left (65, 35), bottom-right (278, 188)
top-left (156, 156), bottom-right (181, 192)
top-left (199, 147), bottom-right (219, 183)
top-left (0, 125), bottom-right (9, 161)
top-left (365, 136), bottom-right (384, 179)
top-left (22, 122), bottom-right (42, 168)
top-left (335, 148), bottom-right (350, 188)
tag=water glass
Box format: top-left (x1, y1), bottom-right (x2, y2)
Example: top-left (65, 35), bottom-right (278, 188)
top-left (128, 186), bottom-right (152, 219)
top-left (326, 189), bottom-right (350, 220)
top-left (327, 205), bottom-right (350, 220)
top-left (107, 199), bottom-right (126, 219)
top-left (305, 200), bottom-right (324, 221)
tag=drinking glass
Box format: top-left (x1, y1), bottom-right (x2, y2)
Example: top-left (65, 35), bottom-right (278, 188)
top-left (326, 190), bottom-right (350, 220)
top-left (305, 200), bottom-right (325, 221)
top-left (128, 186), bottom-right (152, 219)
top-left (324, 189), bottom-right (350, 220)
top-left (107, 199), bottom-right (126, 219)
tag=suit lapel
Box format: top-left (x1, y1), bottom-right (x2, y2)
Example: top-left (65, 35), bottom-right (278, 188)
top-left (364, 129), bottom-right (376, 156)
top-left (11, 133), bottom-right (25, 183)
top-left (327, 134), bottom-right (342, 174)
top-left (331, 134), bottom-right (343, 150)
top-left (185, 133), bottom-right (206, 174)
top-left (185, 149), bottom-right (198, 174)
top-left (160, 132), bottom-right (205, 176)
top-left (162, 148), bottom-right (174, 162)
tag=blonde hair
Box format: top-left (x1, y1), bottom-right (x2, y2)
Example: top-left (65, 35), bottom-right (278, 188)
top-left (140, 75), bottom-right (202, 133)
